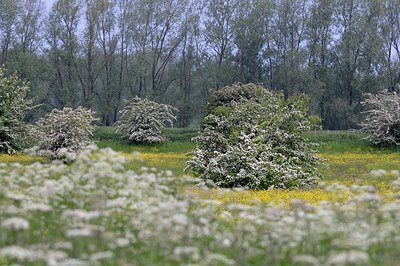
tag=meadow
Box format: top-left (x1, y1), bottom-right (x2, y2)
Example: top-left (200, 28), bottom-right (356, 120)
top-left (0, 128), bottom-right (400, 265)
top-left (96, 128), bottom-right (400, 205)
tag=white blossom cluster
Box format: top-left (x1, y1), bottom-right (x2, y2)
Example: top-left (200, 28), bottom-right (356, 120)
top-left (0, 67), bottom-right (35, 154)
top-left (186, 83), bottom-right (320, 189)
top-left (1, 148), bottom-right (400, 265)
top-left (115, 97), bottom-right (178, 143)
top-left (30, 107), bottom-right (97, 160)
top-left (360, 90), bottom-right (400, 146)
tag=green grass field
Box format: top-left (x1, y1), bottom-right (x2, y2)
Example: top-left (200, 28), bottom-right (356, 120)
top-left (1, 127), bottom-right (400, 265)
top-left (5, 127), bottom-right (400, 202)
top-left (93, 127), bottom-right (400, 201)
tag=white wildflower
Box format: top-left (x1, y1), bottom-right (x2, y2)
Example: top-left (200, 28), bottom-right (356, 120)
top-left (0, 246), bottom-right (35, 261)
top-left (169, 213), bottom-right (189, 225)
top-left (65, 228), bottom-right (93, 237)
top-left (173, 246), bottom-right (200, 261)
top-left (114, 238), bottom-right (130, 247)
top-left (222, 238), bottom-right (232, 247)
top-left (390, 170), bottom-right (399, 176)
top-left (204, 253), bottom-right (235, 266)
top-left (90, 251), bottom-right (113, 261)
top-left (57, 258), bottom-right (88, 266)
top-left (46, 250), bottom-right (68, 261)
top-left (326, 250), bottom-right (370, 265)
top-left (1, 217), bottom-right (29, 230)
top-left (23, 202), bottom-right (52, 212)
top-left (106, 197), bottom-right (127, 209)
top-left (62, 209), bottom-right (101, 221)
top-left (53, 242), bottom-right (73, 250)
top-left (292, 255), bottom-right (319, 265)
top-left (6, 192), bottom-right (25, 201)
top-left (357, 193), bottom-right (380, 203)
top-left (40, 180), bottom-right (62, 196)
top-left (369, 169), bottom-right (387, 177)
top-left (3, 205), bottom-right (20, 215)
top-left (165, 170), bottom-right (173, 176)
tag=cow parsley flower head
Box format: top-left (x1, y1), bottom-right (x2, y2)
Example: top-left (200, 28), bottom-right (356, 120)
top-left (1, 217), bottom-right (30, 230)
top-left (326, 250), bottom-right (370, 265)
top-left (0, 246), bottom-right (36, 261)
top-left (65, 228), bottom-right (93, 237)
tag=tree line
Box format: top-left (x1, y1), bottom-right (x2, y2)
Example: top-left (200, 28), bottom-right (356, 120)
top-left (1, 0), bottom-right (400, 129)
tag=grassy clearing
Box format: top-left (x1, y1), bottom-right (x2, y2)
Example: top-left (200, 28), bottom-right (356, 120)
top-left (93, 128), bottom-right (400, 205)
top-left (304, 130), bottom-right (400, 154)
top-left (94, 126), bottom-right (196, 154)
top-left (93, 126), bottom-right (195, 174)
top-left (4, 127), bottom-right (398, 204)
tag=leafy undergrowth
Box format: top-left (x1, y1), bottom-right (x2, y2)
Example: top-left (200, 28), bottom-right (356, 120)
top-left (1, 148), bottom-right (400, 265)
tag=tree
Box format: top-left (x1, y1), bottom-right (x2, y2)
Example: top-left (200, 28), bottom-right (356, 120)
top-left (82, 0), bottom-right (102, 109)
top-left (0, 0), bottom-right (18, 64)
top-left (380, 0), bottom-right (400, 92)
top-left (265, 0), bottom-right (309, 97)
top-left (92, 0), bottom-right (119, 126)
top-left (45, 0), bottom-right (83, 107)
top-left (0, 68), bottom-right (35, 153)
top-left (114, 97), bottom-right (177, 143)
top-left (186, 83), bottom-right (320, 189)
top-left (359, 90), bottom-right (400, 146)
top-left (126, 0), bottom-right (187, 100)
top-left (327, 0), bottom-right (382, 129)
top-left (14, 0), bottom-right (44, 53)
top-left (231, 0), bottom-right (269, 84)
top-left (175, 2), bottom-right (203, 127)
top-left (31, 106), bottom-right (97, 159)
top-left (305, 0), bottom-right (335, 124)
top-left (203, 0), bottom-right (237, 89)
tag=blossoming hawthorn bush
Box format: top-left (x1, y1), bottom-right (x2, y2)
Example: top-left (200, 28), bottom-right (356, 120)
top-left (359, 90), bottom-right (400, 146)
top-left (0, 68), bottom-right (35, 153)
top-left (186, 83), bottom-right (321, 189)
top-left (114, 96), bottom-right (178, 143)
top-left (30, 107), bottom-right (97, 159)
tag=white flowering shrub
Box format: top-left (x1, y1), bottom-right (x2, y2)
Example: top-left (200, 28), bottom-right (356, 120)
top-left (0, 148), bottom-right (400, 264)
top-left (0, 68), bottom-right (35, 153)
top-left (31, 107), bottom-right (97, 159)
top-left (359, 90), bottom-right (400, 146)
top-left (186, 83), bottom-right (321, 189)
top-left (115, 97), bottom-right (178, 143)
